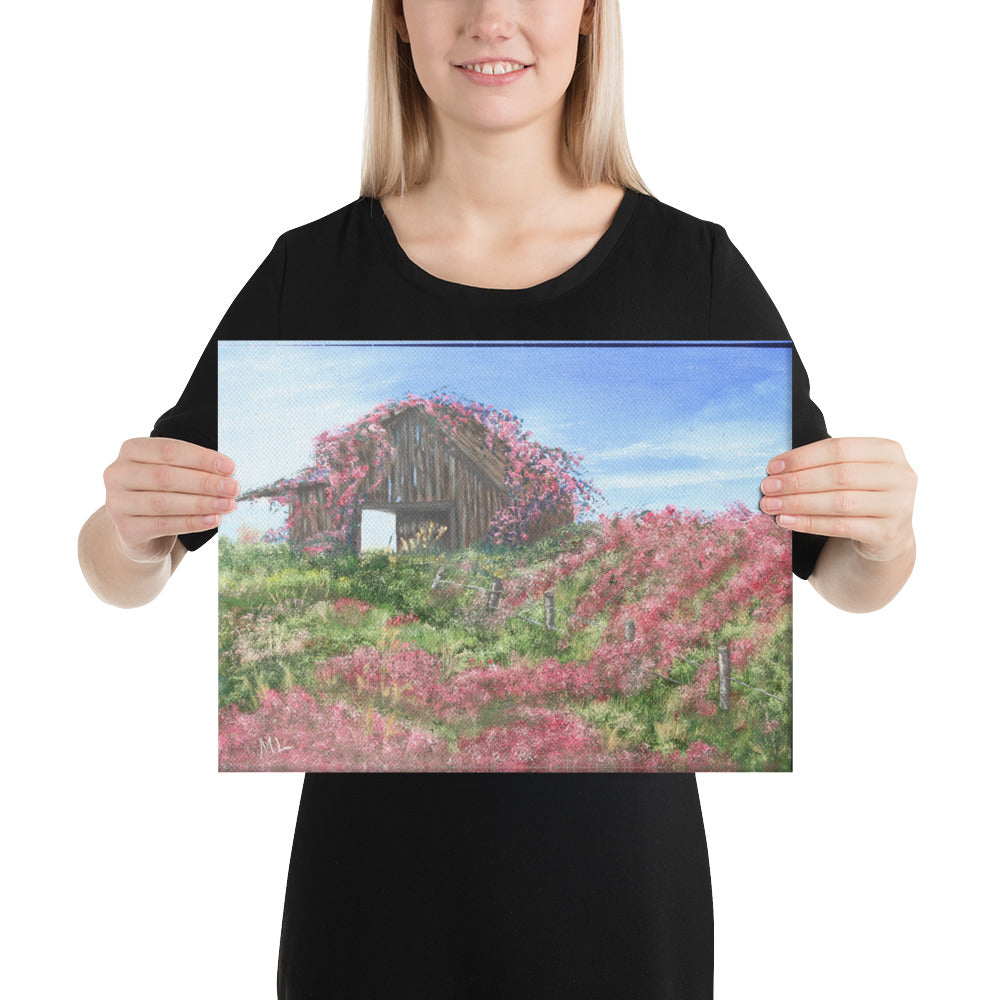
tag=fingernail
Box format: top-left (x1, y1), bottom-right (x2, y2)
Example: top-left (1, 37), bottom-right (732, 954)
top-left (762, 477), bottom-right (782, 493)
top-left (768, 459), bottom-right (785, 475)
top-left (777, 514), bottom-right (796, 526)
top-left (202, 513), bottom-right (221, 526)
top-left (761, 497), bottom-right (782, 512)
top-left (216, 457), bottom-right (235, 475)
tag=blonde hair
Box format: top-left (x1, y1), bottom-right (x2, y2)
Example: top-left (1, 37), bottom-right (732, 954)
top-left (359, 0), bottom-right (652, 199)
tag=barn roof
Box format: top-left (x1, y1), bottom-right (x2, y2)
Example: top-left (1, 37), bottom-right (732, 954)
top-left (236, 468), bottom-right (325, 503)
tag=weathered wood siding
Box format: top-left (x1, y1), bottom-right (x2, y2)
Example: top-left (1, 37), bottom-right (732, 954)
top-left (364, 409), bottom-right (509, 549)
top-left (288, 482), bottom-right (357, 551)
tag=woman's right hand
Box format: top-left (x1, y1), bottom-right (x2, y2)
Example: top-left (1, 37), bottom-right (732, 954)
top-left (103, 437), bottom-right (239, 563)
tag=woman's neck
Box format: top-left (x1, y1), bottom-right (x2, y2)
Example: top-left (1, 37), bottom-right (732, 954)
top-left (378, 176), bottom-right (625, 291)
top-left (402, 114), bottom-right (586, 239)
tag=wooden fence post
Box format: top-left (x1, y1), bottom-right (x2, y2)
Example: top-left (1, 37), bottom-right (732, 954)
top-left (717, 643), bottom-right (731, 711)
top-left (544, 593), bottom-right (555, 630)
top-left (624, 620), bottom-right (636, 642)
top-left (487, 577), bottom-right (503, 611)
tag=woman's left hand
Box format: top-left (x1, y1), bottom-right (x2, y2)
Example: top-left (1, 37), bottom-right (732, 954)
top-left (760, 437), bottom-right (917, 562)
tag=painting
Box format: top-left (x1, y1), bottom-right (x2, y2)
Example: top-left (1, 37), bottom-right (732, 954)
top-left (218, 340), bottom-right (793, 772)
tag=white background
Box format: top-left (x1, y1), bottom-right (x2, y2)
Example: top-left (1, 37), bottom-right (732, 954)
top-left (5, 2), bottom-right (996, 997)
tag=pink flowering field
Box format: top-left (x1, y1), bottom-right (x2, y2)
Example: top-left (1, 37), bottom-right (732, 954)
top-left (219, 502), bottom-right (792, 773)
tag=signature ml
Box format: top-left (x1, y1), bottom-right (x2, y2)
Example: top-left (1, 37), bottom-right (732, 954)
top-left (258, 735), bottom-right (293, 757)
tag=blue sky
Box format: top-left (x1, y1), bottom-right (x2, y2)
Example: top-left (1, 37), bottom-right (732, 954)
top-left (218, 340), bottom-right (791, 543)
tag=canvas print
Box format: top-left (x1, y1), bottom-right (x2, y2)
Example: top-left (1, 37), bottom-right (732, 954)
top-left (218, 341), bottom-right (793, 773)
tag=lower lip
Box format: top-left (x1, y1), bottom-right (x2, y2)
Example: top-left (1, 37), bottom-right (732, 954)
top-left (455, 64), bottom-right (531, 87)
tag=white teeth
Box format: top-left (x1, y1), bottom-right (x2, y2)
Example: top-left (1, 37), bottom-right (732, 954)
top-left (463, 61), bottom-right (525, 75)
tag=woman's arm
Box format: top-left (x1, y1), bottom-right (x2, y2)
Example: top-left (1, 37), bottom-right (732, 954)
top-left (807, 533), bottom-right (916, 613)
top-left (761, 437), bottom-right (918, 613)
top-left (78, 506), bottom-right (188, 609)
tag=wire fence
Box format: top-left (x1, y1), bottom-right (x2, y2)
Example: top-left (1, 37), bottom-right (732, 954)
top-left (429, 562), bottom-right (785, 710)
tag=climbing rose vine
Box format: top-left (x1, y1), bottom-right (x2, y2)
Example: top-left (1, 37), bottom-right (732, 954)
top-left (245, 392), bottom-right (602, 554)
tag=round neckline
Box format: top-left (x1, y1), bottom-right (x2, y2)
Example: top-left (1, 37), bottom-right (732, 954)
top-left (368, 187), bottom-right (639, 306)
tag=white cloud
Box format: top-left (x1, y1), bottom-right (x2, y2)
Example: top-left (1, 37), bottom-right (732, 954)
top-left (598, 466), bottom-right (767, 490)
top-left (589, 418), bottom-right (788, 464)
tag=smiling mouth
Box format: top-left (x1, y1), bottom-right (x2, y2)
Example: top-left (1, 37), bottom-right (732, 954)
top-left (456, 61), bottom-right (530, 76)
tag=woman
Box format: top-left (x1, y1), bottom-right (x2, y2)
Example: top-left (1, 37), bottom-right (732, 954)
top-left (79, 1), bottom-right (917, 996)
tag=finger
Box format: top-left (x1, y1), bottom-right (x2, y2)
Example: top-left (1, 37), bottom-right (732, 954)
top-left (116, 511), bottom-right (228, 550)
top-left (759, 489), bottom-right (898, 519)
top-left (111, 487), bottom-right (240, 520)
top-left (761, 462), bottom-right (901, 497)
top-left (120, 437), bottom-right (236, 476)
top-left (109, 460), bottom-right (241, 500)
top-left (772, 512), bottom-right (883, 540)
top-left (767, 437), bottom-right (904, 476)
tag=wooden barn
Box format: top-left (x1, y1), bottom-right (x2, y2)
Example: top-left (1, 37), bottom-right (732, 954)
top-left (239, 406), bottom-right (573, 554)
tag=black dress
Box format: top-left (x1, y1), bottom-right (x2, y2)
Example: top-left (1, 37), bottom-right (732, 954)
top-left (151, 188), bottom-right (830, 998)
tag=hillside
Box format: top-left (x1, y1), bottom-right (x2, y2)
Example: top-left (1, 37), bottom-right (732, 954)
top-left (218, 503), bottom-right (792, 772)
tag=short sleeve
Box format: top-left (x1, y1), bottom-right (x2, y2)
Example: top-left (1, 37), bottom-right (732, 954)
top-left (709, 224), bottom-right (831, 580)
top-left (150, 232), bottom-right (287, 552)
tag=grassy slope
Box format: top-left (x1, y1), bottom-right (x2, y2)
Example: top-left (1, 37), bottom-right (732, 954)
top-left (218, 526), bottom-right (791, 770)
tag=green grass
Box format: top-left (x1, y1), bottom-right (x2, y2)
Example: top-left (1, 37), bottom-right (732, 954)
top-left (218, 534), bottom-right (792, 769)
